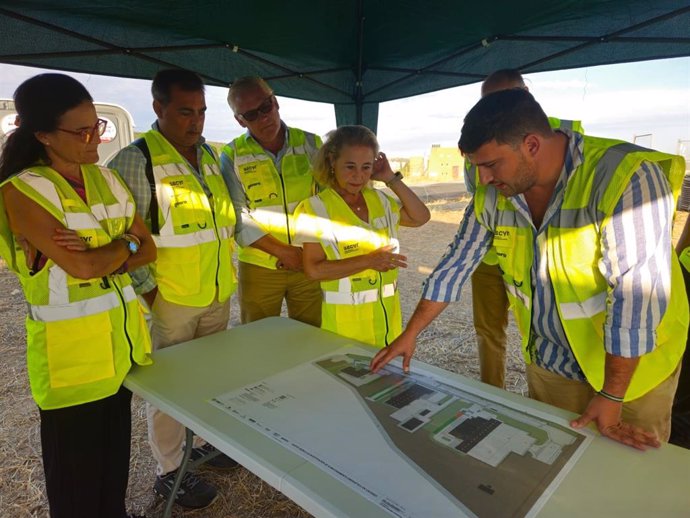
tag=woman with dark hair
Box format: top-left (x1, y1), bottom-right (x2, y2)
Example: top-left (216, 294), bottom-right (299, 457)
top-left (0, 73), bottom-right (155, 518)
top-left (293, 125), bottom-right (429, 347)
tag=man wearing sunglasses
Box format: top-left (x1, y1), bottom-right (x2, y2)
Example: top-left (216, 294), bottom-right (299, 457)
top-left (221, 77), bottom-right (322, 327)
top-left (109, 69), bottom-right (240, 509)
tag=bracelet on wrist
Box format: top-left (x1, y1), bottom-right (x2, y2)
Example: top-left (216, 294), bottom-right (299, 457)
top-left (597, 389), bottom-right (624, 403)
top-left (385, 171), bottom-right (404, 186)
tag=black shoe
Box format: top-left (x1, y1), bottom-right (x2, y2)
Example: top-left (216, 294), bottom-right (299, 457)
top-left (190, 443), bottom-right (240, 470)
top-left (153, 469), bottom-right (217, 509)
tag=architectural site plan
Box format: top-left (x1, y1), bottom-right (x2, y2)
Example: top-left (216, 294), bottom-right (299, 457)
top-left (211, 347), bottom-right (591, 518)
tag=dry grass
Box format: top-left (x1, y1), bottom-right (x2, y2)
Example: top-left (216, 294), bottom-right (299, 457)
top-left (1, 196), bottom-right (686, 518)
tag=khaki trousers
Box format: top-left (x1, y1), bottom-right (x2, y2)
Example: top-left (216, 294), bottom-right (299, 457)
top-left (238, 261), bottom-right (321, 326)
top-left (526, 362), bottom-right (681, 442)
top-left (471, 261), bottom-right (509, 388)
top-left (146, 293), bottom-right (231, 476)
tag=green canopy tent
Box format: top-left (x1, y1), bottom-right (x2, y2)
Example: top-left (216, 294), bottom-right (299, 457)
top-left (1, 0), bottom-right (689, 132)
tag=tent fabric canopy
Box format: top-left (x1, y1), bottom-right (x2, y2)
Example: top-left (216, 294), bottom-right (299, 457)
top-left (1, 0), bottom-right (689, 131)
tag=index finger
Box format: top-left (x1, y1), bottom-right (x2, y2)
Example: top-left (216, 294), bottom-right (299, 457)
top-left (370, 347), bottom-right (395, 372)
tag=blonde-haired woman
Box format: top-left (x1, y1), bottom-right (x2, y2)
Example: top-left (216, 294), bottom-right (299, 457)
top-left (294, 125), bottom-right (429, 347)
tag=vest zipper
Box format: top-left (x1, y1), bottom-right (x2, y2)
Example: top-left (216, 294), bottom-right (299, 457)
top-left (378, 272), bottom-right (391, 346)
top-left (210, 204), bottom-right (221, 288)
top-left (278, 172), bottom-right (292, 244)
top-left (110, 276), bottom-right (136, 366)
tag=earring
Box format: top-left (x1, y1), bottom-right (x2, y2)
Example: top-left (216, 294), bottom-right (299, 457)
top-left (329, 167), bottom-right (335, 176)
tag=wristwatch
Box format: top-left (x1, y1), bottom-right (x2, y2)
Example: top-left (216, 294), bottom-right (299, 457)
top-left (121, 234), bottom-right (140, 255)
top-left (385, 171), bottom-right (404, 186)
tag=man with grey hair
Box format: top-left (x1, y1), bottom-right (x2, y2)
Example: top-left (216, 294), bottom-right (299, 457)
top-left (221, 77), bottom-right (322, 326)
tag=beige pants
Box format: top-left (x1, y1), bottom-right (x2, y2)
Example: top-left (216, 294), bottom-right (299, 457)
top-left (526, 362), bottom-right (681, 442)
top-left (471, 261), bottom-right (509, 388)
top-left (146, 293), bottom-right (231, 476)
top-left (238, 261), bottom-right (321, 326)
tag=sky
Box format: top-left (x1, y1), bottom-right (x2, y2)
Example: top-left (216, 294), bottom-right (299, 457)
top-left (1, 57), bottom-right (689, 159)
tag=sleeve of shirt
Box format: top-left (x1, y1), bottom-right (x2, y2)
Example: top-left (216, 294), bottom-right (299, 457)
top-left (107, 145), bottom-right (156, 294)
top-left (600, 161), bottom-right (674, 358)
top-left (107, 145), bottom-right (151, 221)
top-left (292, 198), bottom-right (320, 246)
top-left (219, 146), bottom-right (267, 247)
top-left (422, 199), bottom-right (493, 302)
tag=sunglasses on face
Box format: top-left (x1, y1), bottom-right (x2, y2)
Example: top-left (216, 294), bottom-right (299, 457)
top-left (56, 118), bottom-right (108, 144)
top-left (238, 95), bottom-right (275, 122)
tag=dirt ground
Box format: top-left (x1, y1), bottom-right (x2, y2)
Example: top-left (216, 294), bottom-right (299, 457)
top-left (0, 196), bottom-right (687, 518)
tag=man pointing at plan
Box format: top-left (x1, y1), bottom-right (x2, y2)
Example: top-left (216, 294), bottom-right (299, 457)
top-left (371, 88), bottom-right (688, 451)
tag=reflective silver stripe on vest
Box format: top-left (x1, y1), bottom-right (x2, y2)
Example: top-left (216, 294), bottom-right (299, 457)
top-left (153, 228), bottom-right (219, 248)
top-left (323, 283), bottom-right (396, 305)
top-left (308, 196), bottom-right (341, 259)
top-left (204, 163), bottom-right (222, 176)
top-left (64, 203), bottom-right (132, 230)
top-left (31, 284), bottom-right (137, 322)
top-left (48, 267), bottom-right (70, 306)
top-left (19, 173), bottom-right (64, 215)
top-left (90, 201), bottom-right (135, 223)
top-left (560, 292), bottom-right (607, 320)
top-left (505, 283), bottom-right (530, 309)
top-left (234, 153), bottom-right (269, 167)
top-left (217, 225), bottom-right (234, 240)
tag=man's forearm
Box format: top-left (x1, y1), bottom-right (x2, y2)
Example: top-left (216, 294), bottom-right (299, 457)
top-left (250, 234), bottom-right (288, 257)
top-left (602, 353), bottom-right (640, 398)
top-left (406, 298), bottom-right (450, 337)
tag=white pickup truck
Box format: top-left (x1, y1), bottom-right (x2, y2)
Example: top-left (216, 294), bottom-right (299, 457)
top-left (0, 99), bottom-right (135, 165)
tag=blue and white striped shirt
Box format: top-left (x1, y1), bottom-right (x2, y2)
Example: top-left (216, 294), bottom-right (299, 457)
top-left (422, 131), bottom-right (674, 380)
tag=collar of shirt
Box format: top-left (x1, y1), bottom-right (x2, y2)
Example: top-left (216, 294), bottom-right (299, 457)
top-left (150, 121), bottom-right (212, 194)
top-left (245, 122), bottom-right (289, 162)
top-left (150, 120), bottom-right (209, 170)
top-left (511, 129), bottom-right (585, 232)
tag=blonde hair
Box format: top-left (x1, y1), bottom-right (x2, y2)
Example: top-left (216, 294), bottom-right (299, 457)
top-left (227, 76), bottom-right (273, 113)
top-left (313, 125), bottom-right (379, 188)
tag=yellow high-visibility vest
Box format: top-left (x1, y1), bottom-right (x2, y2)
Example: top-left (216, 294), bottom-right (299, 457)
top-left (294, 187), bottom-right (401, 347)
top-left (143, 130), bottom-right (237, 306)
top-left (222, 127), bottom-right (320, 269)
top-left (0, 164), bottom-right (152, 409)
top-left (474, 135), bottom-right (688, 401)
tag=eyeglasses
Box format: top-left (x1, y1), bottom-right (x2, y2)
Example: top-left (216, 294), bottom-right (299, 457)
top-left (56, 118), bottom-right (108, 143)
top-left (238, 95), bottom-right (275, 122)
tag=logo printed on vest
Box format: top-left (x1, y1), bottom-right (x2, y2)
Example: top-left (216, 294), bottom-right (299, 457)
top-left (343, 243), bottom-right (360, 255)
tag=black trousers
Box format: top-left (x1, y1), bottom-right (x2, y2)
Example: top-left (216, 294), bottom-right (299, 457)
top-left (670, 265), bottom-right (690, 449)
top-left (39, 386), bottom-right (132, 518)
